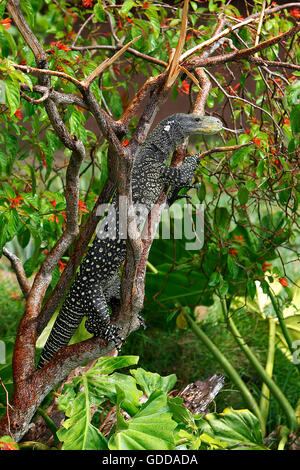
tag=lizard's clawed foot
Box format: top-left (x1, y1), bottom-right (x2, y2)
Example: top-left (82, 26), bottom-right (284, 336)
top-left (138, 314), bottom-right (147, 330)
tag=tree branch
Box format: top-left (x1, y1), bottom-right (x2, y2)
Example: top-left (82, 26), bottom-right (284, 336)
top-left (2, 247), bottom-right (31, 298)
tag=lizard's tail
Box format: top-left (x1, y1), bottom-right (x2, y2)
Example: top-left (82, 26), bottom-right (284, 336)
top-left (37, 303), bottom-right (84, 369)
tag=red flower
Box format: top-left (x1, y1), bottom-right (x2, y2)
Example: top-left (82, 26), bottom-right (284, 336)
top-left (279, 277), bottom-right (288, 287)
top-left (177, 80), bottom-right (190, 96)
top-left (50, 199), bottom-right (56, 207)
top-left (58, 260), bottom-right (67, 273)
top-left (289, 8), bottom-right (300, 19)
top-left (229, 248), bottom-right (238, 257)
top-left (78, 199), bottom-right (89, 215)
top-left (42, 154), bottom-right (48, 168)
top-left (48, 214), bottom-right (59, 223)
top-left (252, 137), bottom-right (263, 147)
top-left (284, 117), bottom-right (290, 126)
top-left (10, 291), bottom-right (19, 301)
top-left (122, 139), bottom-right (130, 147)
top-left (50, 41), bottom-right (71, 52)
top-left (250, 116), bottom-right (259, 124)
top-left (113, 65), bottom-right (120, 76)
top-left (0, 18), bottom-right (12, 29)
top-left (8, 195), bottom-right (23, 209)
top-left (262, 262), bottom-right (272, 272)
top-left (142, 2), bottom-right (150, 7)
top-left (0, 441), bottom-right (18, 450)
top-left (234, 235), bottom-right (244, 246)
top-left (82, 0), bottom-right (93, 7)
top-left (14, 108), bottom-right (22, 120)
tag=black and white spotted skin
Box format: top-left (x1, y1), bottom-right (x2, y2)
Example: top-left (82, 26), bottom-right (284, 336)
top-left (38, 113), bottom-right (223, 368)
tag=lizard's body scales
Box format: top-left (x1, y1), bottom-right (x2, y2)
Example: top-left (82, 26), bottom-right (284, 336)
top-left (38, 114), bottom-right (222, 367)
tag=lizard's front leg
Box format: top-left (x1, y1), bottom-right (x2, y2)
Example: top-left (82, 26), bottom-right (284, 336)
top-left (162, 154), bottom-right (200, 205)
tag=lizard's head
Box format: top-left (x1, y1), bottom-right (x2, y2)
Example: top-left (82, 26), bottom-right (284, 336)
top-left (173, 113), bottom-right (223, 136)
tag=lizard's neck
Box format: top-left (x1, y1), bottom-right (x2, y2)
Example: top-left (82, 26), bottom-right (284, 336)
top-left (138, 118), bottom-right (186, 162)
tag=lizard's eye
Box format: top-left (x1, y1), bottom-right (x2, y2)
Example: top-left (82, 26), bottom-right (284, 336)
top-left (194, 117), bottom-right (202, 122)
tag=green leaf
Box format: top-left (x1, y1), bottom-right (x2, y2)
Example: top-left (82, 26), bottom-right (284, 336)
top-left (247, 279), bottom-right (256, 300)
top-left (91, 355), bottom-right (139, 375)
top-left (57, 382), bottom-right (108, 450)
top-left (230, 145), bottom-right (252, 168)
top-left (227, 255), bottom-right (239, 279)
top-left (290, 104), bottom-right (300, 135)
top-left (4, 77), bottom-right (20, 116)
top-left (130, 368), bottom-right (177, 397)
top-left (144, 6), bottom-right (160, 39)
top-left (57, 356), bottom-right (140, 450)
top-left (0, 24), bottom-right (17, 56)
top-left (0, 1), bottom-right (7, 20)
top-left (256, 159), bottom-right (265, 178)
top-left (245, 180), bottom-right (256, 192)
top-left (238, 186), bottom-right (249, 206)
top-left (119, 1), bottom-right (136, 16)
top-left (94, 0), bottom-right (105, 22)
top-left (108, 391), bottom-right (177, 450)
top-left (200, 408), bottom-right (266, 449)
top-left (209, 272), bottom-right (222, 287)
top-left (20, 0), bottom-right (34, 27)
top-left (198, 181), bottom-right (206, 201)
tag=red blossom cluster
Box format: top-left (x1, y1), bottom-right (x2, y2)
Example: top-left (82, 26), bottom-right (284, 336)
top-left (58, 260), bottom-right (67, 273)
top-left (262, 262), bottom-right (272, 272)
top-left (8, 195), bottom-right (23, 209)
top-left (252, 137), bottom-right (263, 147)
top-left (79, 199), bottom-right (89, 215)
top-left (279, 277), bottom-right (288, 287)
top-left (177, 80), bottom-right (190, 96)
top-left (82, 0), bottom-right (93, 7)
top-left (14, 109), bottom-right (22, 120)
top-left (289, 8), bottom-right (300, 19)
top-left (228, 235), bottom-right (245, 258)
top-left (229, 248), bottom-right (238, 257)
top-left (50, 41), bottom-right (71, 52)
top-left (0, 17), bottom-right (12, 29)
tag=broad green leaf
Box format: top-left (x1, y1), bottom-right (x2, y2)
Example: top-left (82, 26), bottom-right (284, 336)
top-left (119, 1), bottom-right (136, 16)
top-left (144, 6), bottom-right (160, 39)
top-left (200, 408), bottom-right (266, 449)
top-left (57, 383), bottom-right (108, 450)
top-left (91, 355), bottom-right (139, 375)
top-left (108, 391), bottom-right (177, 450)
top-left (238, 186), bottom-right (249, 205)
top-left (130, 368), bottom-right (177, 397)
top-left (94, 0), bottom-right (105, 22)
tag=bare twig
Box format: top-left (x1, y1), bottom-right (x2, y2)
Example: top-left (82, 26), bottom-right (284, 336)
top-left (2, 248), bottom-right (31, 298)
